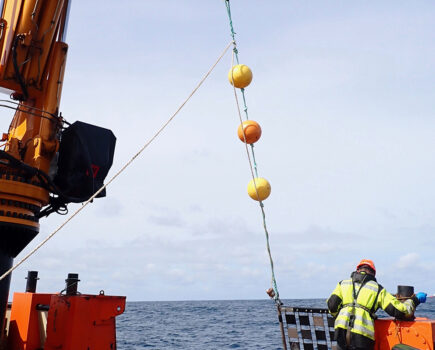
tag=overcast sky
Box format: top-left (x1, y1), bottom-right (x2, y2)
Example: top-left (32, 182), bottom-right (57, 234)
top-left (3, 0), bottom-right (435, 301)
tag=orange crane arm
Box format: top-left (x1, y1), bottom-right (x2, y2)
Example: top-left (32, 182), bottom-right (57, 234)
top-left (0, 0), bottom-right (70, 236)
top-left (0, 0), bottom-right (71, 340)
top-left (0, 0), bottom-right (70, 171)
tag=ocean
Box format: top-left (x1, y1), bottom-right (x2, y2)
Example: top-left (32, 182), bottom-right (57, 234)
top-left (116, 298), bottom-right (435, 349)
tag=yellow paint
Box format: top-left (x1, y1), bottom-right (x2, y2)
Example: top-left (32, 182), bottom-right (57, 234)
top-left (9, 119), bottom-right (27, 141)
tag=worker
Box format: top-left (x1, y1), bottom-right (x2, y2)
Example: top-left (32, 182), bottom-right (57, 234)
top-left (327, 259), bottom-right (427, 350)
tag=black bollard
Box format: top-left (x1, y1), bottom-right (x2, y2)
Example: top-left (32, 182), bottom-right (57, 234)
top-left (397, 285), bottom-right (414, 299)
top-left (25, 271), bottom-right (39, 293)
top-left (65, 273), bottom-right (80, 295)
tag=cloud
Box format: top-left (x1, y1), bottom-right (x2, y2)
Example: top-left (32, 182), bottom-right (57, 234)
top-left (396, 253), bottom-right (420, 269)
top-left (299, 262), bottom-right (327, 280)
top-left (95, 198), bottom-right (124, 217)
top-left (148, 214), bottom-right (186, 228)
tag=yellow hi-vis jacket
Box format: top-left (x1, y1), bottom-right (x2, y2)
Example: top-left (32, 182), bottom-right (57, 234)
top-left (327, 273), bottom-right (416, 341)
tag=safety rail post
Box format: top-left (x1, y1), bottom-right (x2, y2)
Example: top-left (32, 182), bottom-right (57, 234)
top-left (277, 304), bottom-right (288, 350)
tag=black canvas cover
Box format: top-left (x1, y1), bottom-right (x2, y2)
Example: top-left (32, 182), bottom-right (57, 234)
top-left (54, 121), bottom-right (116, 203)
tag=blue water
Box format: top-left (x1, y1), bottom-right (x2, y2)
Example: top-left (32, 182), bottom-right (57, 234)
top-left (116, 298), bottom-right (435, 349)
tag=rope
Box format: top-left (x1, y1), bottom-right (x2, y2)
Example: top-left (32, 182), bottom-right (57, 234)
top-left (225, 0), bottom-right (239, 65)
top-left (225, 0), bottom-right (281, 304)
top-left (224, 1), bottom-right (258, 178)
top-left (0, 40), bottom-right (234, 282)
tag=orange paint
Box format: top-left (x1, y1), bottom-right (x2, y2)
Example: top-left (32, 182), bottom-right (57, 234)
top-left (8, 292), bottom-right (52, 350)
top-left (8, 291), bottom-right (126, 350)
top-left (375, 317), bottom-right (435, 350)
top-left (0, 176), bottom-right (49, 229)
top-left (44, 293), bottom-right (126, 350)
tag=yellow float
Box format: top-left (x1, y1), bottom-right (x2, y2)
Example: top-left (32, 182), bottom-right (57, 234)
top-left (228, 64), bottom-right (253, 88)
top-left (247, 177), bottom-right (271, 201)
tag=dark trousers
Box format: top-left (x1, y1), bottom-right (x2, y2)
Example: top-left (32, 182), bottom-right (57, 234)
top-left (335, 328), bottom-right (374, 350)
top-left (337, 341), bottom-right (374, 350)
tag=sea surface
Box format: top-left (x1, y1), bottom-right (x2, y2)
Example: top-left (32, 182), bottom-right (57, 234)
top-left (116, 298), bottom-right (435, 349)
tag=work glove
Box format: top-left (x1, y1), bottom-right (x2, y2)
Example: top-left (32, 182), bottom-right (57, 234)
top-left (416, 292), bottom-right (427, 304)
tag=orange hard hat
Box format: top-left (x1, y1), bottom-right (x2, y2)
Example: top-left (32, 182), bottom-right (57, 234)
top-left (356, 259), bottom-right (376, 274)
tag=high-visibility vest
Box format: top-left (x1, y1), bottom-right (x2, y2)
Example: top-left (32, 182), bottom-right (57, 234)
top-left (329, 278), bottom-right (415, 340)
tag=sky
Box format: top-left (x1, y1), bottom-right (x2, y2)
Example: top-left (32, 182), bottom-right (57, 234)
top-left (2, 0), bottom-right (435, 301)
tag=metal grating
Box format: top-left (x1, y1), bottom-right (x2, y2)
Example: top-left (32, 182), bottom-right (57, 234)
top-left (281, 306), bottom-right (336, 350)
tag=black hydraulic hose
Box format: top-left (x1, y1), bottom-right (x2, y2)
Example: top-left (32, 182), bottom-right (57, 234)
top-left (0, 150), bottom-right (88, 206)
top-left (11, 35), bottom-right (29, 101)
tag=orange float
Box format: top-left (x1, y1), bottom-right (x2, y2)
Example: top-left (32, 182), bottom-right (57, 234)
top-left (237, 120), bottom-right (262, 144)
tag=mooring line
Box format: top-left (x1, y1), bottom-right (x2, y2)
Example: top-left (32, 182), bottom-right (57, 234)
top-left (0, 40), bottom-right (233, 282)
top-left (225, 0), bottom-right (281, 303)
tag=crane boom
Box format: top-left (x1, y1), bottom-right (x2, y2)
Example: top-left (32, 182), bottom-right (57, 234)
top-left (0, 0), bottom-right (71, 339)
top-left (0, 2), bottom-right (117, 344)
top-left (0, 0), bottom-right (70, 236)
